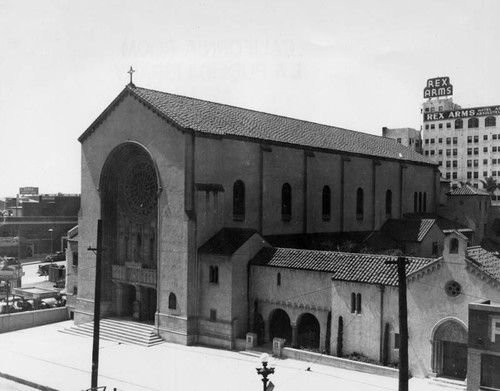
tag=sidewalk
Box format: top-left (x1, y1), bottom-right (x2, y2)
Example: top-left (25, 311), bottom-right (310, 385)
top-left (0, 321), bottom-right (453, 391)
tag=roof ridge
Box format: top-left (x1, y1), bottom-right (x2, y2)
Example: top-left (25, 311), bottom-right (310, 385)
top-left (129, 85), bottom-right (413, 143)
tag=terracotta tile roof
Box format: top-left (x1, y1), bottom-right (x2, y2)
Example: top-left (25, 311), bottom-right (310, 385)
top-left (82, 86), bottom-right (435, 165)
top-left (250, 247), bottom-right (433, 286)
top-left (402, 214), bottom-right (473, 234)
top-left (448, 185), bottom-right (491, 196)
top-left (199, 228), bottom-right (259, 256)
top-left (467, 246), bottom-right (500, 281)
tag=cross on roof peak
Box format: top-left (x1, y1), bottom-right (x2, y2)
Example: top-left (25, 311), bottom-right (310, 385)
top-left (127, 66), bottom-right (135, 87)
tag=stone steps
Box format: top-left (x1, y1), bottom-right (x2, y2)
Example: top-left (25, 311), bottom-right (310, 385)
top-left (60, 318), bottom-right (164, 347)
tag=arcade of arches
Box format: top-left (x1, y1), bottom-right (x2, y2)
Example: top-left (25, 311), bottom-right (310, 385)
top-left (100, 143), bottom-right (159, 323)
top-left (255, 303), bottom-right (329, 351)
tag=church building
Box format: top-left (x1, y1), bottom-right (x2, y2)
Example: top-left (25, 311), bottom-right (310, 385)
top-left (71, 82), bottom-right (439, 347)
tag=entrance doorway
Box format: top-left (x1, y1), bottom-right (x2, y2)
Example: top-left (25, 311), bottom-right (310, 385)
top-left (442, 341), bottom-right (467, 380)
top-left (431, 319), bottom-right (468, 380)
top-left (270, 309), bottom-right (292, 344)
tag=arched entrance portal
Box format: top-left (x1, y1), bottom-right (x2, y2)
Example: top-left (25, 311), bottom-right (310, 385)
top-left (431, 319), bottom-right (468, 380)
top-left (270, 309), bottom-right (292, 345)
top-left (297, 313), bottom-right (320, 350)
top-left (100, 142), bottom-right (159, 323)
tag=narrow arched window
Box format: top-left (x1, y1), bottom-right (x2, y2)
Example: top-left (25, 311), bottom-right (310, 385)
top-left (281, 183), bottom-right (292, 221)
top-left (322, 185), bottom-right (331, 221)
top-left (168, 293), bottom-right (177, 310)
top-left (356, 293), bottom-right (362, 314)
top-left (418, 192), bottom-right (423, 213)
top-left (486, 116), bottom-right (496, 127)
top-left (414, 192), bottom-right (418, 213)
top-left (450, 238), bottom-right (459, 254)
top-left (356, 188), bottom-right (364, 220)
top-left (277, 272), bottom-right (281, 286)
top-left (468, 117), bottom-right (479, 128)
top-left (233, 180), bottom-right (245, 221)
top-left (351, 293), bottom-right (356, 313)
top-left (209, 266), bottom-right (219, 283)
top-left (455, 119), bottom-right (463, 129)
top-left (423, 192), bottom-right (427, 212)
top-left (385, 189), bottom-right (392, 217)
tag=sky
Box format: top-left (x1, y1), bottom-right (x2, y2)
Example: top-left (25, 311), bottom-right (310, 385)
top-left (1, 0), bottom-right (500, 198)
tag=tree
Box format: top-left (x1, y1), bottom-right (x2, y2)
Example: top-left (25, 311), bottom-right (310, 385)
top-left (481, 176), bottom-right (499, 194)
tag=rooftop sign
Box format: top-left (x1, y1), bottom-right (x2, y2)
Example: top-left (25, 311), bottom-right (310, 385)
top-left (19, 187), bottom-right (38, 196)
top-left (424, 105), bottom-right (500, 122)
top-left (423, 77), bottom-right (453, 98)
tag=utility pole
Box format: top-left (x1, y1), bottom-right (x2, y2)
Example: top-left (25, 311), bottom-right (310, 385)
top-left (385, 256), bottom-right (409, 391)
top-left (88, 219), bottom-right (104, 391)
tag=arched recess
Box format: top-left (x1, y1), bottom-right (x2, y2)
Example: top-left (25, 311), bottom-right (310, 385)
top-left (99, 142), bottom-right (161, 322)
top-left (269, 309), bottom-right (292, 345)
top-left (430, 318), bottom-right (468, 380)
top-left (297, 313), bottom-right (320, 350)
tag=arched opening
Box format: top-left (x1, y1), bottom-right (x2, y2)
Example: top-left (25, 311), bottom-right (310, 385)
top-left (431, 319), bottom-right (468, 380)
top-left (297, 313), bottom-right (320, 350)
top-left (385, 189), bottom-right (392, 217)
top-left (450, 238), bottom-right (459, 254)
top-left (281, 183), bottom-right (292, 221)
top-left (356, 188), bottom-right (364, 220)
top-left (322, 185), bottom-right (331, 220)
top-left (99, 142), bottom-right (159, 323)
top-left (270, 309), bottom-right (292, 345)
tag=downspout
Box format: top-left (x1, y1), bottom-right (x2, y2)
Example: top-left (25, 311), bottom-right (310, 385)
top-left (379, 284), bottom-right (385, 363)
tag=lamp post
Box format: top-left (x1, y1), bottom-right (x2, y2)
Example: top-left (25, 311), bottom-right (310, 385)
top-left (256, 353), bottom-right (275, 391)
top-left (48, 229), bottom-right (54, 254)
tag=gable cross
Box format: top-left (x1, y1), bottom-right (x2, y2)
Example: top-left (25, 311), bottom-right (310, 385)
top-left (128, 66), bottom-right (135, 87)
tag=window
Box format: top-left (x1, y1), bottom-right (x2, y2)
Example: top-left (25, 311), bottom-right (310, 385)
top-left (484, 147), bottom-right (489, 153)
top-left (397, 138), bottom-right (402, 143)
top-left (394, 333), bottom-right (400, 349)
top-left (72, 251), bottom-right (78, 267)
top-left (452, 160), bottom-right (457, 168)
top-left (425, 139), bottom-right (429, 144)
top-left (425, 151), bottom-right (429, 156)
top-left (474, 135), bottom-right (479, 143)
top-left (468, 117), bottom-right (479, 128)
top-left (233, 180), bottom-right (245, 221)
top-left (356, 188), bottom-right (364, 220)
top-left (467, 172), bottom-right (472, 179)
top-left (277, 273), bottom-right (281, 286)
top-left (322, 186), bottom-right (331, 221)
top-left (484, 159), bottom-right (488, 165)
top-left (485, 116), bottom-right (496, 127)
top-left (494, 134), bottom-right (498, 140)
top-left (438, 138), bottom-right (443, 143)
top-left (438, 149), bottom-right (442, 155)
top-left (425, 124), bottom-right (429, 130)
top-left (438, 161), bottom-right (442, 166)
top-left (281, 183), bottom-right (292, 221)
top-left (481, 354), bottom-right (500, 389)
top-left (446, 149), bottom-right (451, 156)
top-left (209, 266), bottom-right (219, 283)
top-left (455, 119), bottom-right (463, 129)
top-left (484, 171), bottom-right (488, 177)
top-left (494, 147), bottom-right (498, 152)
top-left (474, 159), bottom-right (479, 167)
top-left (430, 150), bottom-right (435, 156)
top-left (453, 137), bottom-right (457, 145)
top-left (445, 280), bottom-right (462, 297)
top-left (356, 293), bottom-right (362, 314)
top-left (431, 138), bottom-right (435, 144)
top-left (446, 123), bottom-right (451, 129)
top-left (453, 149), bottom-right (457, 156)
top-left (439, 123), bottom-right (443, 129)
top-left (446, 137), bottom-right (451, 145)
top-left (484, 135), bottom-right (489, 141)
top-left (431, 124), bottom-right (435, 130)
top-left (351, 293), bottom-right (356, 313)
top-left (467, 136), bottom-right (472, 143)
top-left (446, 172), bottom-right (451, 179)
top-left (413, 192), bottom-right (418, 213)
top-left (385, 189), bottom-right (392, 216)
top-left (474, 172), bottom-right (479, 179)
top-left (210, 309), bottom-right (217, 321)
top-left (450, 238), bottom-right (459, 254)
top-left (446, 161), bottom-right (452, 168)
top-left (452, 172), bottom-right (457, 179)
top-left (168, 293), bottom-right (177, 310)
top-left (494, 159), bottom-right (498, 164)
top-left (432, 241), bottom-right (438, 256)
top-left (73, 286), bottom-right (78, 295)
top-left (474, 148), bottom-right (479, 155)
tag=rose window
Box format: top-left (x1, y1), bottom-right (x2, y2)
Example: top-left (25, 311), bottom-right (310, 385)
top-left (122, 159), bottom-right (157, 221)
top-left (445, 280), bottom-right (462, 297)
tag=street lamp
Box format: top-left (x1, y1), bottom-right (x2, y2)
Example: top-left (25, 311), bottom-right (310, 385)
top-left (48, 229), bottom-right (54, 254)
top-left (256, 353), bottom-right (275, 391)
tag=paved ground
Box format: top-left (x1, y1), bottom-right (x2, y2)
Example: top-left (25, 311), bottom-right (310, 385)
top-left (0, 321), bottom-right (456, 391)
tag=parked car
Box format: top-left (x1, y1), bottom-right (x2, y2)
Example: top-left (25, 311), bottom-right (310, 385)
top-left (45, 251), bottom-right (66, 262)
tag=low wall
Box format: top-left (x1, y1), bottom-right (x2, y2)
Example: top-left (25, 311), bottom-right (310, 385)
top-left (0, 307), bottom-right (69, 333)
top-left (282, 348), bottom-right (399, 378)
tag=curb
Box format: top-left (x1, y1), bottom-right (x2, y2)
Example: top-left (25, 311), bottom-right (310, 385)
top-left (0, 371), bottom-right (59, 391)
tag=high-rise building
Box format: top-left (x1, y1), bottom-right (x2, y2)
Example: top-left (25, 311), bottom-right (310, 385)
top-left (421, 77), bottom-right (500, 190)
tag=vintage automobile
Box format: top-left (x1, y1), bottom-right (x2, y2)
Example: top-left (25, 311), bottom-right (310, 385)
top-left (45, 251), bottom-right (66, 262)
